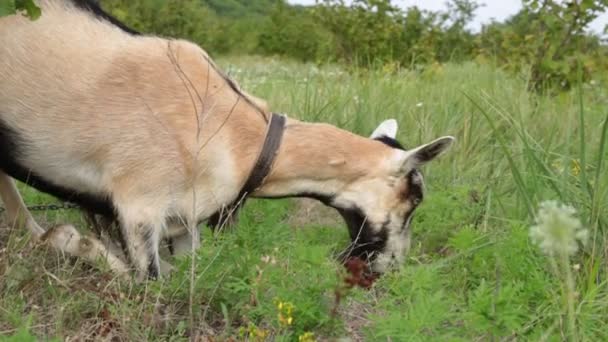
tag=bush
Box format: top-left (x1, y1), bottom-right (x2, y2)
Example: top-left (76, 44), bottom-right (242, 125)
top-left (5, 0), bottom-right (608, 92)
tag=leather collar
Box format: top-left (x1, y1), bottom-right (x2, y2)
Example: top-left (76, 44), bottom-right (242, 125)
top-left (238, 113), bottom-right (286, 198)
top-left (207, 112), bottom-right (286, 229)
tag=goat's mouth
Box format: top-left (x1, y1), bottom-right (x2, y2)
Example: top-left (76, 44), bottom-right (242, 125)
top-left (334, 233), bottom-right (385, 289)
top-left (335, 215), bottom-right (385, 289)
top-left (335, 206), bottom-right (387, 261)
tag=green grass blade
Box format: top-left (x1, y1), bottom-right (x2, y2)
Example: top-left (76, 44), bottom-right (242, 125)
top-left (591, 112), bottom-right (608, 231)
top-left (464, 91), bottom-right (535, 218)
top-left (479, 93), bottom-right (565, 202)
top-left (577, 61), bottom-right (591, 201)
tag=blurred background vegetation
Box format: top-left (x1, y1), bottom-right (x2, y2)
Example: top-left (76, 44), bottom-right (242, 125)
top-left (1, 1), bottom-right (608, 340)
top-left (97, 0), bottom-right (608, 93)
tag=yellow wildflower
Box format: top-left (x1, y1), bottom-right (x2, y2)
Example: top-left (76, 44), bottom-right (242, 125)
top-left (551, 159), bottom-right (582, 176)
top-left (275, 300), bottom-right (295, 327)
top-left (299, 332), bottom-right (316, 342)
top-left (239, 323), bottom-right (268, 341)
top-left (571, 159), bottom-right (581, 176)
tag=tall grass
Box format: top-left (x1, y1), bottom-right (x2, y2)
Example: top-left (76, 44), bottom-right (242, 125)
top-left (1, 57), bottom-right (607, 340)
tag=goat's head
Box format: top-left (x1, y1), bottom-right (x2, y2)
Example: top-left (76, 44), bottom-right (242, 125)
top-left (330, 119), bottom-right (455, 275)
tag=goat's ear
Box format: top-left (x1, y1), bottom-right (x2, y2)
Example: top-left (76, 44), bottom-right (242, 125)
top-left (370, 119), bottom-right (398, 139)
top-left (397, 136), bottom-right (455, 173)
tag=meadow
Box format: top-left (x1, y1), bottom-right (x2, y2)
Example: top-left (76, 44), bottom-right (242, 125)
top-left (0, 56), bottom-right (607, 341)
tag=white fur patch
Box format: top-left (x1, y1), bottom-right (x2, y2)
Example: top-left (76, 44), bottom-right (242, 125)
top-left (411, 171), bottom-right (424, 186)
top-left (370, 119), bottom-right (398, 139)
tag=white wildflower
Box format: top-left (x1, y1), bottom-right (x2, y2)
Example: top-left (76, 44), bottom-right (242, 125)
top-left (530, 200), bottom-right (589, 256)
top-left (416, 102), bottom-right (423, 108)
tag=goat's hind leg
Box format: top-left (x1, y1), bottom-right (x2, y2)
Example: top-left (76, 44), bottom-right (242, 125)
top-left (41, 224), bottom-right (130, 276)
top-left (0, 171), bottom-right (129, 276)
top-left (0, 171), bottom-right (44, 238)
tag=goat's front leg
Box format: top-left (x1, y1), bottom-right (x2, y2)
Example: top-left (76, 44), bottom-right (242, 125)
top-left (116, 208), bottom-right (163, 281)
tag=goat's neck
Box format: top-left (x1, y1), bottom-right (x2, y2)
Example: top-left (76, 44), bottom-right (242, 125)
top-left (252, 119), bottom-right (391, 199)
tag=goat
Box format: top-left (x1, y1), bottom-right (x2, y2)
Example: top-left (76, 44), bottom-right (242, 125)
top-left (0, 0), bottom-right (455, 281)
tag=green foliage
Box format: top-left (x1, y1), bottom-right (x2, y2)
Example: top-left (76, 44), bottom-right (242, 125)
top-left (258, 3), bottom-right (333, 62)
top-left (306, 0), bottom-right (480, 67)
top-left (103, 0), bottom-right (222, 50)
top-left (312, 0), bottom-right (406, 65)
top-left (368, 265), bottom-right (455, 340)
top-left (477, 0), bottom-right (608, 91)
top-left (95, 0), bottom-right (608, 92)
top-left (2, 0), bottom-right (607, 92)
top-left (202, 0), bottom-right (277, 18)
top-left (0, 0), bottom-right (40, 19)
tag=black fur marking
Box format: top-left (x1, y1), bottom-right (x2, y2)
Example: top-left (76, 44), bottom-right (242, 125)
top-left (147, 259), bottom-right (159, 280)
top-left (255, 192), bottom-right (334, 206)
top-left (143, 225), bottom-right (159, 279)
top-left (336, 206), bottom-right (388, 261)
top-left (374, 135), bottom-right (406, 150)
top-left (0, 119), bottom-right (116, 219)
top-left (405, 170), bottom-right (424, 202)
top-left (166, 237), bottom-right (175, 256)
top-left (69, 0), bottom-right (140, 35)
top-left (397, 171), bottom-right (424, 232)
top-left (416, 149), bottom-right (434, 163)
top-left (416, 139), bottom-right (450, 163)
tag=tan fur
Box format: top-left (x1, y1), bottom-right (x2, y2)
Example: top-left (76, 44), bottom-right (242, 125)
top-left (254, 122), bottom-right (395, 197)
top-left (0, 0), bottom-right (454, 278)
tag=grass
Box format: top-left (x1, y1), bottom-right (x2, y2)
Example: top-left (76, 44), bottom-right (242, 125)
top-left (1, 56), bottom-right (607, 341)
